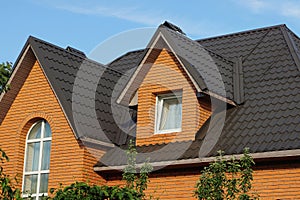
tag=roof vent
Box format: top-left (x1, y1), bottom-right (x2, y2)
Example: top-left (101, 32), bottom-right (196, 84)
top-left (162, 21), bottom-right (186, 35)
top-left (66, 46), bottom-right (86, 57)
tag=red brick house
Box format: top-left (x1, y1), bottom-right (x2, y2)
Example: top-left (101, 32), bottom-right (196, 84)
top-left (1, 22), bottom-right (300, 199)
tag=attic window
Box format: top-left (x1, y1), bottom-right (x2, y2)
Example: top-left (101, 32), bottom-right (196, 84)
top-left (155, 92), bottom-right (182, 134)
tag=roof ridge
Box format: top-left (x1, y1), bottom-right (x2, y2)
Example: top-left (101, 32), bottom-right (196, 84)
top-left (280, 26), bottom-right (300, 71)
top-left (159, 26), bottom-right (236, 103)
top-left (28, 35), bottom-right (134, 86)
top-left (28, 36), bottom-right (89, 60)
top-left (160, 26), bottom-right (234, 66)
top-left (196, 24), bottom-right (286, 42)
top-left (28, 36), bottom-right (129, 76)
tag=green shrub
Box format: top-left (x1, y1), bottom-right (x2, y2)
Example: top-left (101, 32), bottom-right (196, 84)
top-left (195, 148), bottom-right (259, 200)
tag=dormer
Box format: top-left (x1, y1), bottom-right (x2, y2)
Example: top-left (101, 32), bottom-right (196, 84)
top-left (117, 22), bottom-right (241, 146)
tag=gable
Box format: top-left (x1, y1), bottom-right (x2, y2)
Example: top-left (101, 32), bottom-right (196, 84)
top-left (7, 37), bottom-right (135, 147)
top-left (136, 48), bottom-right (211, 145)
top-left (0, 46), bottom-right (36, 124)
top-left (0, 58), bottom-right (103, 188)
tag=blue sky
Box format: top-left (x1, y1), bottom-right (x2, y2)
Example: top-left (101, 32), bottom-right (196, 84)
top-left (2, 0), bottom-right (300, 64)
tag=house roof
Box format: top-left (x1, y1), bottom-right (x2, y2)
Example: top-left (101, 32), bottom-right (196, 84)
top-left (198, 24), bottom-right (300, 155)
top-left (1, 23), bottom-right (300, 169)
top-left (0, 36), bottom-right (141, 147)
top-left (97, 24), bottom-right (300, 169)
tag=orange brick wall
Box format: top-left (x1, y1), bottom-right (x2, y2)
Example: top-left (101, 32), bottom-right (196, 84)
top-left (252, 161), bottom-right (300, 199)
top-left (106, 160), bottom-right (300, 199)
top-left (136, 49), bottom-right (211, 145)
top-left (83, 146), bottom-right (106, 184)
top-left (0, 59), bottom-right (105, 191)
top-left (106, 169), bottom-right (200, 200)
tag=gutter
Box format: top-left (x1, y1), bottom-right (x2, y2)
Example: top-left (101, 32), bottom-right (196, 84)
top-left (80, 137), bottom-right (115, 149)
top-left (94, 149), bottom-right (300, 172)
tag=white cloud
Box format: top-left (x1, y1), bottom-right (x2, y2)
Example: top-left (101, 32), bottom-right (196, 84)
top-left (245, 0), bottom-right (267, 11)
top-left (233, 0), bottom-right (268, 12)
top-left (233, 0), bottom-right (300, 19)
top-left (53, 2), bottom-right (222, 37)
top-left (56, 3), bottom-right (165, 26)
top-left (281, 2), bottom-right (300, 18)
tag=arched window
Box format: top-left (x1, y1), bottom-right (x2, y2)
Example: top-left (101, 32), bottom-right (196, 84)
top-left (22, 120), bottom-right (52, 199)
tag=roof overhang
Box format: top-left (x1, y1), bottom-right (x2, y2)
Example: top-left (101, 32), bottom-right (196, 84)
top-left (94, 149), bottom-right (300, 172)
top-left (0, 45), bottom-right (31, 102)
top-left (80, 137), bottom-right (115, 149)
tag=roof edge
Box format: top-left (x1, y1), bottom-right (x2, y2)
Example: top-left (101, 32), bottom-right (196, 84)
top-left (94, 149), bottom-right (300, 172)
top-left (197, 24), bottom-right (286, 42)
top-left (0, 44), bottom-right (31, 103)
top-left (80, 137), bottom-right (115, 149)
top-left (280, 26), bottom-right (300, 71)
top-left (0, 44), bottom-right (33, 125)
top-left (28, 36), bottom-right (87, 59)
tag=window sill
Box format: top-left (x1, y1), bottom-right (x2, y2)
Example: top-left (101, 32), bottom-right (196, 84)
top-left (155, 128), bottom-right (181, 134)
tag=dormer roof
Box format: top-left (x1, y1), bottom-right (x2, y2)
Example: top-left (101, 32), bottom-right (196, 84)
top-left (117, 22), bottom-right (236, 106)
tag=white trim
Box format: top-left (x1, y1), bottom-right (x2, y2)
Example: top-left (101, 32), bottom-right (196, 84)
top-left (94, 149), bottom-right (300, 172)
top-left (129, 90), bottom-right (138, 106)
top-left (22, 120), bottom-right (52, 199)
top-left (155, 128), bottom-right (182, 134)
top-left (203, 91), bottom-right (237, 106)
top-left (155, 92), bottom-right (182, 134)
top-left (0, 45), bottom-right (31, 102)
top-left (26, 137), bottom-right (51, 143)
top-left (24, 170), bottom-right (50, 175)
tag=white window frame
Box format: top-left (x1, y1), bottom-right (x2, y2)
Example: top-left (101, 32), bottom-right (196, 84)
top-left (22, 120), bottom-right (52, 199)
top-left (155, 92), bottom-right (182, 134)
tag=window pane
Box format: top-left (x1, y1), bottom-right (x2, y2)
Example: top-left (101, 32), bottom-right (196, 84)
top-left (25, 142), bottom-right (40, 172)
top-left (39, 173), bottom-right (49, 193)
top-left (44, 122), bottom-right (52, 138)
top-left (41, 141), bottom-right (51, 170)
top-left (159, 97), bottom-right (182, 130)
top-left (28, 121), bottom-right (42, 139)
top-left (24, 174), bottom-right (38, 194)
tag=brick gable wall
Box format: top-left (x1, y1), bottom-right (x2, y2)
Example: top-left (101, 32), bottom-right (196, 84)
top-left (0, 59), bottom-right (105, 191)
top-left (136, 48), bottom-right (211, 146)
